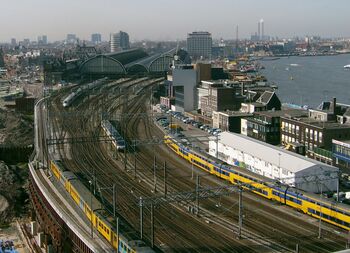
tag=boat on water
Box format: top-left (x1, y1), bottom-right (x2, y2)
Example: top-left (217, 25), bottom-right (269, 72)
top-left (344, 64), bottom-right (350, 69)
top-left (240, 65), bottom-right (257, 73)
top-left (290, 63), bottom-right (300, 67)
top-left (260, 57), bottom-right (280, 61)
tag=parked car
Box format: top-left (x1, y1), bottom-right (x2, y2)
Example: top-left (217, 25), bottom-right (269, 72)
top-left (182, 117), bottom-right (189, 123)
top-left (156, 117), bottom-right (168, 122)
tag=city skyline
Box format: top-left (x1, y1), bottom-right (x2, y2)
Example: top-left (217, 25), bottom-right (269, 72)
top-left (1, 0), bottom-right (350, 42)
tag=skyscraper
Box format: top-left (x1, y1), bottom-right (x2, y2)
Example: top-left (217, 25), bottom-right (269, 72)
top-left (23, 39), bottom-right (30, 47)
top-left (66, 34), bottom-right (77, 44)
top-left (256, 19), bottom-right (265, 41)
top-left (261, 19), bottom-right (264, 41)
top-left (187, 31), bottom-right (212, 60)
top-left (91, 33), bottom-right (102, 44)
top-left (38, 35), bottom-right (47, 45)
top-left (42, 35), bottom-right (48, 45)
top-left (11, 38), bottom-right (16, 47)
top-left (110, 31), bottom-right (130, 52)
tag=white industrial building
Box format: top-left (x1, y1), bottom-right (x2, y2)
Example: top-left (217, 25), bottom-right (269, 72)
top-left (209, 132), bottom-right (339, 193)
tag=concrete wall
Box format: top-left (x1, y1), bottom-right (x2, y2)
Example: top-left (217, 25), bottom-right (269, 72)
top-left (173, 69), bottom-right (198, 111)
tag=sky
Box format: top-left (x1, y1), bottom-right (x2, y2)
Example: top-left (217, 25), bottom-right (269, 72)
top-left (1, 0), bottom-right (349, 42)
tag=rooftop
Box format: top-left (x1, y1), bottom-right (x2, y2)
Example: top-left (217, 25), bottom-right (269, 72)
top-left (333, 139), bottom-right (350, 146)
top-left (254, 108), bottom-right (308, 118)
top-left (104, 48), bottom-right (148, 65)
top-left (282, 116), bottom-right (350, 129)
top-left (215, 110), bottom-right (253, 117)
top-left (217, 131), bottom-right (338, 174)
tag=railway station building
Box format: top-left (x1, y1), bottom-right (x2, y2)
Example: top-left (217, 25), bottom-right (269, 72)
top-left (209, 131), bottom-right (339, 193)
top-left (80, 48), bottom-right (174, 77)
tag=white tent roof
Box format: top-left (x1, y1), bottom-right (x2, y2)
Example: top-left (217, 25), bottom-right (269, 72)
top-left (216, 132), bottom-right (338, 174)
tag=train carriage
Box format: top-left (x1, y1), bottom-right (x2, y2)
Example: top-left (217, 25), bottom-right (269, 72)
top-left (49, 160), bottom-right (155, 252)
top-left (50, 160), bottom-right (62, 181)
top-left (101, 120), bottom-right (126, 151)
top-left (164, 134), bottom-right (350, 231)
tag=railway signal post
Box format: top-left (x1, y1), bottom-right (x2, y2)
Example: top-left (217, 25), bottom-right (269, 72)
top-left (151, 202), bottom-right (155, 248)
top-left (140, 197), bottom-right (144, 240)
top-left (153, 155), bottom-right (157, 192)
top-left (237, 186), bottom-right (243, 239)
top-left (196, 175), bottom-right (200, 215)
top-left (164, 161), bottom-right (167, 198)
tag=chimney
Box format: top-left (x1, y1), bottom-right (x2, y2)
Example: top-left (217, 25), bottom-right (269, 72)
top-left (333, 97), bottom-right (336, 115)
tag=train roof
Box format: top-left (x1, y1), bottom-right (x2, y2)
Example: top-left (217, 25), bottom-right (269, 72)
top-left (52, 160), bottom-right (68, 172)
top-left (69, 178), bottom-right (102, 210)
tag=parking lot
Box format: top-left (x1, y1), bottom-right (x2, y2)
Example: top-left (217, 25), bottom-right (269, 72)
top-left (155, 105), bottom-right (221, 152)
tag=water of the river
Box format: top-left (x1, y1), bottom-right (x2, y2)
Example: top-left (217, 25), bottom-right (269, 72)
top-left (260, 54), bottom-right (350, 108)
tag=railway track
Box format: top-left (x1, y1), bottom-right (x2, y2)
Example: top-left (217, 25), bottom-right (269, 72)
top-left (45, 77), bottom-right (348, 252)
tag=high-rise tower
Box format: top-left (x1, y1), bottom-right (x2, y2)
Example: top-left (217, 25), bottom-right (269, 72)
top-left (187, 31), bottom-right (212, 59)
top-left (110, 31), bottom-right (130, 52)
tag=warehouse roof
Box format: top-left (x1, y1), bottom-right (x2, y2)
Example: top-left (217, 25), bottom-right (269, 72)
top-left (217, 131), bottom-right (338, 174)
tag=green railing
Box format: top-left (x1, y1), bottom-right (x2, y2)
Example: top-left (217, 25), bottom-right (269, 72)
top-left (313, 147), bottom-right (333, 159)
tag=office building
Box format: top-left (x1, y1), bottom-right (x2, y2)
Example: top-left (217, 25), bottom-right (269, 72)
top-left (23, 39), bottom-right (30, 47)
top-left (42, 35), bottom-right (47, 45)
top-left (246, 108), bottom-right (307, 145)
top-left (168, 65), bottom-right (198, 112)
top-left (333, 139), bottom-right (350, 171)
top-left (199, 81), bottom-right (244, 117)
top-left (280, 98), bottom-right (350, 163)
top-left (11, 38), bottom-right (16, 47)
top-left (91, 33), bottom-right (102, 44)
top-left (187, 31), bottom-right (212, 59)
top-left (212, 111), bottom-right (252, 133)
top-left (66, 34), bottom-right (77, 44)
top-left (110, 31), bottom-right (130, 52)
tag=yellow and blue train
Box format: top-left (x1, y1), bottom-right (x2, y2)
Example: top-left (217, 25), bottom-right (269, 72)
top-left (50, 160), bottom-right (154, 253)
top-left (164, 135), bottom-right (350, 231)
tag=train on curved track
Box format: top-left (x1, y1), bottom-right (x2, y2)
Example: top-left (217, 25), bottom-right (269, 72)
top-left (63, 77), bottom-right (108, 107)
top-left (164, 134), bottom-right (350, 231)
top-left (101, 120), bottom-right (126, 151)
top-left (50, 160), bottom-right (154, 253)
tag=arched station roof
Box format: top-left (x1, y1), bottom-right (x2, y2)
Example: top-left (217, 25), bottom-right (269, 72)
top-left (104, 48), bottom-right (149, 65)
top-left (125, 53), bottom-right (173, 73)
top-left (80, 55), bottom-right (126, 75)
top-left (80, 48), bottom-right (179, 75)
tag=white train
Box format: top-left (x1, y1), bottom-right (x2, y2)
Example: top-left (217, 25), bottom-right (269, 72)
top-left (101, 120), bottom-right (126, 151)
top-left (62, 77), bottom-right (108, 107)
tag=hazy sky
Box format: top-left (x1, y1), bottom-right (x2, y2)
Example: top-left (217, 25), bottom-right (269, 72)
top-left (2, 0), bottom-right (349, 42)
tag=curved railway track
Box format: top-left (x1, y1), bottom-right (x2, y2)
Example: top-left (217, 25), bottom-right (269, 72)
top-left (46, 77), bottom-right (347, 253)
